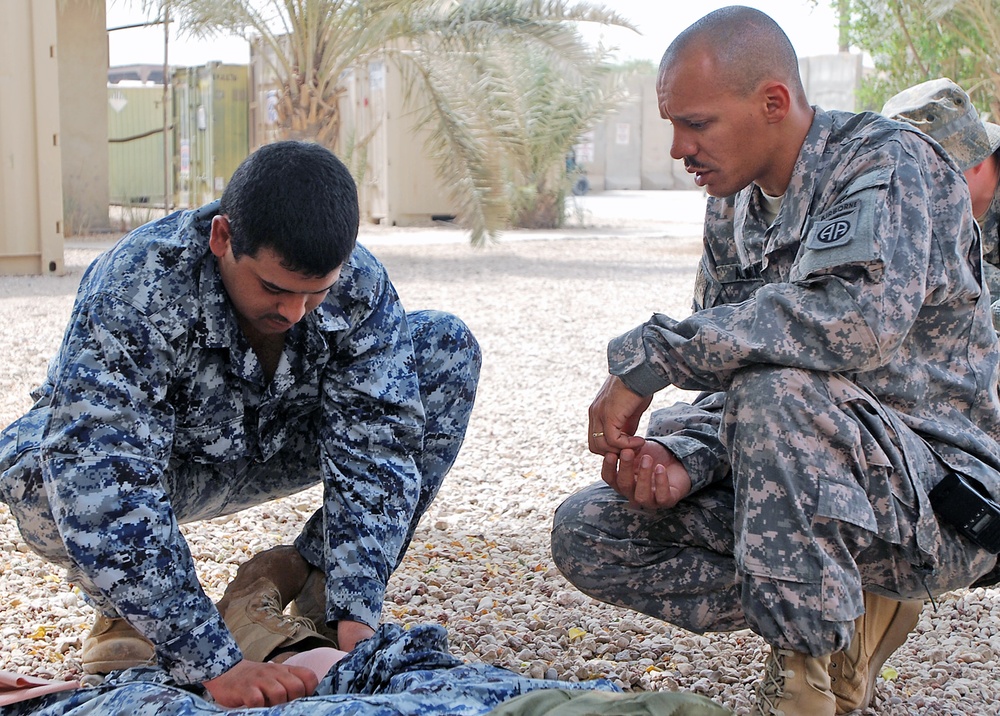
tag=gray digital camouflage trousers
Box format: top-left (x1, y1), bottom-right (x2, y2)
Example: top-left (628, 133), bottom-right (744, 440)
top-left (552, 366), bottom-right (998, 656)
top-left (2, 309), bottom-right (480, 617)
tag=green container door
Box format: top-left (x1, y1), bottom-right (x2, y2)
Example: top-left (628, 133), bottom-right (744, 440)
top-left (108, 85), bottom-right (173, 207)
top-left (174, 63), bottom-right (249, 208)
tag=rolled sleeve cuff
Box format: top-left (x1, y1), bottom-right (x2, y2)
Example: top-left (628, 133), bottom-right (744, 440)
top-left (648, 434), bottom-right (727, 494)
top-left (157, 612), bottom-right (242, 685)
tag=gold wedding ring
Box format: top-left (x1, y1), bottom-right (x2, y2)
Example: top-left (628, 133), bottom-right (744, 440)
top-left (592, 432), bottom-right (604, 438)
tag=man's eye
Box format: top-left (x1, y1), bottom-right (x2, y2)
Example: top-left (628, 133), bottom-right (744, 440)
top-left (262, 284), bottom-right (282, 294)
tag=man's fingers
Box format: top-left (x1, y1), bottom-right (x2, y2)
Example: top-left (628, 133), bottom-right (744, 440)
top-left (600, 451), bottom-right (618, 487)
top-left (589, 428), bottom-right (607, 454)
top-left (602, 450), bottom-right (637, 501)
top-left (626, 454), bottom-right (688, 511)
top-left (208, 661), bottom-right (317, 708)
top-left (256, 667), bottom-right (316, 706)
top-left (590, 427), bottom-right (645, 456)
top-left (653, 464), bottom-right (676, 508)
top-left (286, 665), bottom-right (319, 697)
top-left (632, 454), bottom-right (654, 505)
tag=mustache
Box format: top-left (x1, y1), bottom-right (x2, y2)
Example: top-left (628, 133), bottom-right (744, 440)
top-left (683, 157), bottom-right (707, 172)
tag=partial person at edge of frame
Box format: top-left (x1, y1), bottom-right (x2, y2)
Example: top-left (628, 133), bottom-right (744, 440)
top-left (882, 77), bottom-right (1000, 332)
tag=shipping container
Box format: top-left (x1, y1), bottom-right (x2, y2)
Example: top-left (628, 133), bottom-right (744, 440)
top-left (108, 84), bottom-right (172, 207)
top-left (249, 40), bottom-right (455, 226)
top-left (173, 63), bottom-right (249, 208)
top-left (0, 0), bottom-right (63, 275)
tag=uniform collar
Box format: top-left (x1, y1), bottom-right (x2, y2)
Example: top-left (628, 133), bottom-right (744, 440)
top-left (733, 108), bottom-right (834, 270)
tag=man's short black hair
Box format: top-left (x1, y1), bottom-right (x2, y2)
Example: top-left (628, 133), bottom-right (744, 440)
top-left (221, 141), bottom-right (359, 276)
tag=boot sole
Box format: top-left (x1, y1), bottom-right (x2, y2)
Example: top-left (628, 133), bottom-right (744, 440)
top-left (83, 658), bottom-right (153, 674)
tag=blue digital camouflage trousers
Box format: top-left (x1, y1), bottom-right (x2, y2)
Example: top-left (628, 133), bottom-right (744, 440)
top-left (1, 309), bottom-right (480, 617)
top-left (552, 367), bottom-right (998, 656)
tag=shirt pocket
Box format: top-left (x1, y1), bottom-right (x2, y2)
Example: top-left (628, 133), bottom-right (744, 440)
top-left (172, 414), bottom-right (247, 463)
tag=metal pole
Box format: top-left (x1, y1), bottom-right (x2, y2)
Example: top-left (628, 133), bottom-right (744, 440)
top-left (163, 1), bottom-right (170, 213)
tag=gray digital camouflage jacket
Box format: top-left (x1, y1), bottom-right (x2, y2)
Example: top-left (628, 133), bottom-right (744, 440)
top-left (980, 178), bottom-right (1000, 328)
top-left (611, 108), bottom-right (1000, 505)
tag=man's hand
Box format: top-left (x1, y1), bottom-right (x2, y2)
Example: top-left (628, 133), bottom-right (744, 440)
top-left (203, 658), bottom-right (318, 708)
top-left (589, 375), bottom-right (651, 454)
top-left (603, 440), bottom-right (692, 510)
top-left (336, 620), bottom-right (375, 652)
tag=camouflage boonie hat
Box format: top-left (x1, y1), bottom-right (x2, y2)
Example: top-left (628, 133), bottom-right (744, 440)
top-left (987, 120), bottom-right (1000, 154)
top-left (882, 78), bottom-right (995, 171)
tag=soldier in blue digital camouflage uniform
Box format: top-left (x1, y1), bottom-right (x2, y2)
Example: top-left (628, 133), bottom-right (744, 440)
top-left (0, 141), bottom-right (481, 708)
top-left (551, 7), bottom-right (1000, 716)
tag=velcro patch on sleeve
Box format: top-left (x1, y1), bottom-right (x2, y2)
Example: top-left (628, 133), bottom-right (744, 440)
top-left (806, 201), bottom-right (861, 250)
top-left (793, 168), bottom-right (889, 281)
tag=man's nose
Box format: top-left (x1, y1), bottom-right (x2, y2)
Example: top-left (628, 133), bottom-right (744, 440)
top-left (670, 130), bottom-right (693, 161)
top-left (278, 294), bottom-right (309, 324)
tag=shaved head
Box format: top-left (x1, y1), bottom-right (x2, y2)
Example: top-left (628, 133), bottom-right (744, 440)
top-left (658, 5), bottom-right (806, 103)
top-left (655, 5), bottom-right (816, 197)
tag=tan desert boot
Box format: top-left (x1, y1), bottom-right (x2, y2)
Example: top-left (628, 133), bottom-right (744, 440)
top-left (216, 564), bottom-right (336, 661)
top-left (751, 647), bottom-right (836, 716)
top-left (217, 574), bottom-right (336, 662)
top-left (81, 614), bottom-right (155, 674)
top-left (288, 566), bottom-right (338, 643)
top-left (829, 592), bottom-right (923, 714)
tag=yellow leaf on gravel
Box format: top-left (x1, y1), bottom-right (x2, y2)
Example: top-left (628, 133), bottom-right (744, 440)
top-left (568, 627), bottom-right (587, 641)
top-left (881, 665), bottom-right (899, 681)
top-left (30, 626), bottom-right (50, 639)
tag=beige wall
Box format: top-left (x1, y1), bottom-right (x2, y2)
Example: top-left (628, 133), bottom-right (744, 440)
top-left (58, 0), bottom-right (110, 234)
top-left (0, 0), bottom-right (64, 275)
top-left (581, 54), bottom-right (864, 193)
top-left (580, 74), bottom-right (691, 192)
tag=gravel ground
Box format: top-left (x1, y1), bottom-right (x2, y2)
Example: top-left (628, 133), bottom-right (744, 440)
top-left (1, 192), bottom-right (999, 715)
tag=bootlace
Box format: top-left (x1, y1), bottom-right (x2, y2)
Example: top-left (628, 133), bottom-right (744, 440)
top-left (252, 587), bottom-right (319, 633)
top-left (753, 648), bottom-right (795, 716)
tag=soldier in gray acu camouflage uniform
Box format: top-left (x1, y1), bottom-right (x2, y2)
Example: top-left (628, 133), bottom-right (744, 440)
top-left (0, 141), bottom-right (481, 708)
top-left (551, 7), bottom-right (1000, 716)
top-left (882, 78), bottom-right (1000, 332)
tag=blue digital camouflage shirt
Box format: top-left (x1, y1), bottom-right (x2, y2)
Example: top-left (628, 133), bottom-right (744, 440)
top-left (22, 202), bottom-right (427, 683)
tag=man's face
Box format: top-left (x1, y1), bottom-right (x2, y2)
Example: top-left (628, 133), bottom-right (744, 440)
top-left (965, 155), bottom-right (1000, 220)
top-left (658, 49), bottom-right (773, 198)
top-left (209, 216), bottom-right (342, 338)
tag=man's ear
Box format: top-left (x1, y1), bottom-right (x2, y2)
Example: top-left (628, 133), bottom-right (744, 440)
top-left (761, 81), bottom-right (792, 124)
top-left (209, 215), bottom-right (232, 259)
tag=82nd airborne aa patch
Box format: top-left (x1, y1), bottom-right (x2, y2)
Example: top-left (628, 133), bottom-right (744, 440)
top-left (792, 172), bottom-right (882, 282)
top-left (806, 200), bottom-right (861, 250)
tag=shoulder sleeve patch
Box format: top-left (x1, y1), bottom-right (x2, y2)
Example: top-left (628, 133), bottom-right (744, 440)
top-left (793, 167), bottom-right (892, 281)
top-left (805, 200), bottom-right (861, 250)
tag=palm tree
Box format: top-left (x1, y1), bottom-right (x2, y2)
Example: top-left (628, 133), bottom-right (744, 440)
top-left (393, 2), bottom-right (631, 238)
top-left (142, 0), bottom-right (636, 242)
top-left (923, 0), bottom-right (1000, 116)
top-left (842, 0), bottom-right (998, 115)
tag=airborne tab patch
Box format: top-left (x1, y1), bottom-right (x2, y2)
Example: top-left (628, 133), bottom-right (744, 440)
top-left (805, 200), bottom-right (861, 250)
top-left (791, 174), bottom-right (883, 283)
